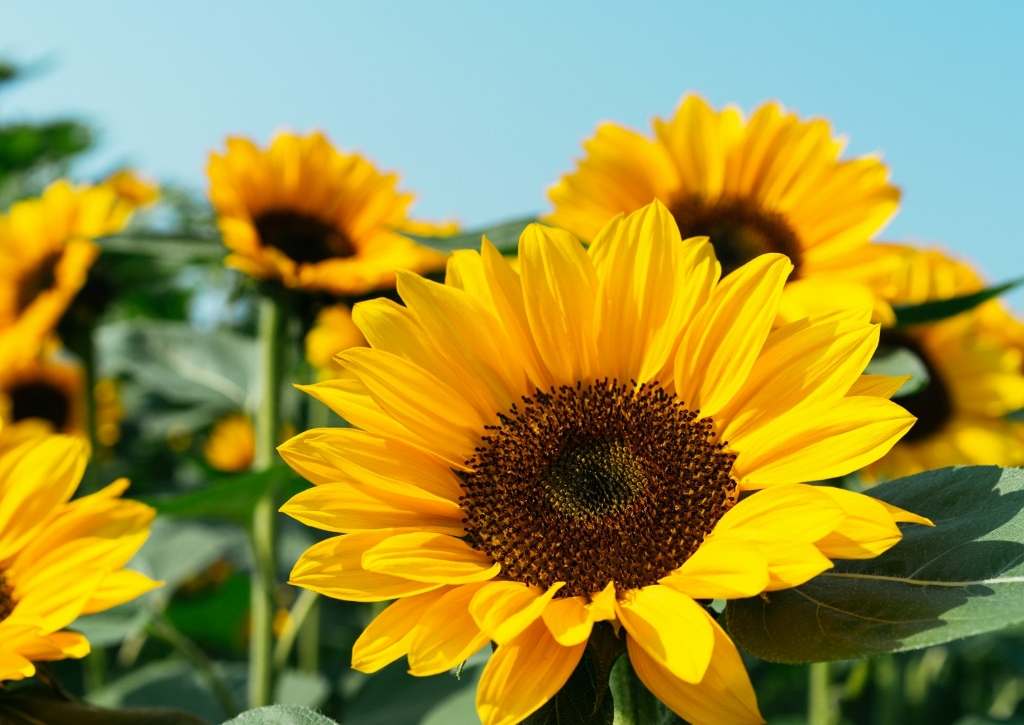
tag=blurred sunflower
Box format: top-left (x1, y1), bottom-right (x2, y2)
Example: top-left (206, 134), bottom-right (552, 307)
top-left (0, 433), bottom-right (159, 681)
top-left (862, 245), bottom-right (1024, 480)
top-left (207, 131), bottom-right (455, 295)
top-left (305, 303), bottom-right (367, 379)
top-left (0, 354), bottom-right (83, 436)
top-left (0, 177), bottom-right (155, 366)
top-left (280, 201), bottom-right (927, 725)
top-left (547, 94), bottom-right (903, 324)
top-left (204, 413), bottom-right (256, 473)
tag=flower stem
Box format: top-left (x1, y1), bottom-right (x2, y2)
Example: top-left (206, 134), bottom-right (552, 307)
top-left (272, 587), bottom-right (320, 670)
top-left (249, 293), bottom-right (285, 708)
top-left (610, 652), bottom-right (660, 725)
top-left (809, 661), bottom-right (833, 725)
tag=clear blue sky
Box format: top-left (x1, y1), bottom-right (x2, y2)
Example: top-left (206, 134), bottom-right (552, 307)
top-left (3, 1), bottom-right (1023, 305)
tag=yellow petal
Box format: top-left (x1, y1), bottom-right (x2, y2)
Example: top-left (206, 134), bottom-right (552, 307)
top-left (813, 486), bottom-right (930, 560)
top-left (615, 585), bottom-right (714, 684)
top-left (674, 254), bottom-right (792, 417)
top-left (470, 581), bottom-right (564, 645)
top-left (408, 583), bottom-right (490, 676)
top-left (540, 595), bottom-right (593, 647)
top-left (82, 570), bottom-right (162, 614)
top-left (362, 532), bottom-right (500, 584)
top-left (731, 397), bottom-right (915, 488)
top-left (709, 484), bottom-right (844, 544)
top-left (848, 374), bottom-right (910, 399)
top-left (661, 539), bottom-right (769, 599)
top-left (352, 588), bottom-right (450, 673)
top-left (628, 614), bottom-right (764, 725)
top-left (289, 532), bottom-right (443, 602)
top-left (476, 618), bottom-right (587, 725)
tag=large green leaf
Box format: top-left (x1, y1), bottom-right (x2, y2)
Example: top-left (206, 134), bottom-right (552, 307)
top-left (893, 278), bottom-right (1024, 328)
top-left (224, 705), bottom-right (338, 724)
top-left (406, 217), bottom-right (536, 254)
top-left (727, 466), bottom-right (1024, 663)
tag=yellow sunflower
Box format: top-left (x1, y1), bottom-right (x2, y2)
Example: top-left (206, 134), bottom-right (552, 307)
top-left (547, 94), bottom-right (903, 324)
top-left (279, 201), bottom-right (927, 725)
top-left (305, 303), bottom-right (367, 379)
top-left (0, 354), bottom-right (84, 437)
top-left (207, 131), bottom-right (455, 295)
top-left (0, 432), bottom-right (159, 681)
top-left (862, 245), bottom-right (1024, 480)
top-left (204, 413), bottom-right (256, 473)
top-left (0, 178), bottom-right (150, 366)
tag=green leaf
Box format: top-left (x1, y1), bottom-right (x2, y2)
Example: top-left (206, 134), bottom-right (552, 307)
top-left (406, 217), bottom-right (536, 254)
top-left (139, 466), bottom-right (308, 527)
top-left (726, 466), bottom-right (1024, 663)
top-left (0, 690), bottom-right (206, 725)
top-left (893, 278), bottom-right (1024, 328)
top-left (863, 345), bottom-right (929, 397)
top-left (99, 235), bottom-right (226, 263)
top-left (224, 705), bottom-right (339, 724)
top-left (345, 658), bottom-right (482, 725)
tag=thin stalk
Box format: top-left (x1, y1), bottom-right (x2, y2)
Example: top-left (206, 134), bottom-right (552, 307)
top-left (610, 653), bottom-right (660, 725)
top-left (297, 593), bottom-right (321, 674)
top-left (809, 661), bottom-right (833, 725)
top-left (272, 588), bottom-right (320, 670)
top-left (249, 293), bottom-right (286, 708)
top-left (148, 612), bottom-right (241, 719)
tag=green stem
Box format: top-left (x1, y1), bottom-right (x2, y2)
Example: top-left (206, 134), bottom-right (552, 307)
top-left (610, 653), bottom-right (660, 725)
top-left (297, 593), bottom-right (320, 674)
top-left (809, 661), bottom-right (833, 725)
top-left (272, 588), bottom-right (320, 670)
top-left (149, 612), bottom-right (241, 719)
top-left (249, 293), bottom-right (286, 708)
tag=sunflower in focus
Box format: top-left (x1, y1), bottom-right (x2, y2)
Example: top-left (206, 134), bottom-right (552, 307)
top-left (207, 131), bottom-right (455, 295)
top-left (204, 413), bottom-right (256, 473)
top-left (862, 245), bottom-right (1024, 480)
top-left (280, 201), bottom-right (927, 725)
top-left (305, 303), bottom-right (367, 379)
top-left (0, 354), bottom-right (83, 437)
top-left (548, 94), bottom-right (903, 324)
top-left (0, 178), bottom-right (154, 366)
top-left (0, 432), bottom-right (159, 681)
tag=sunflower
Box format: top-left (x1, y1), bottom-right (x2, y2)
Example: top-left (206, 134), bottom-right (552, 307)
top-left (279, 201), bottom-right (927, 725)
top-left (0, 178), bottom-right (150, 367)
top-left (305, 303), bottom-right (367, 379)
top-left (0, 432), bottom-right (159, 681)
top-left (861, 245), bottom-right (1024, 480)
top-left (204, 413), bottom-right (256, 473)
top-left (207, 131), bottom-right (455, 295)
top-left (547, 94), bottom-right (904, 324)
top-left (0, 354), bottom-right (83, 437)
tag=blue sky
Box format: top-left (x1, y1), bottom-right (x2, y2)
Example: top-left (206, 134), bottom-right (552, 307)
top-left (3, 1), bottom-right (1023, 305)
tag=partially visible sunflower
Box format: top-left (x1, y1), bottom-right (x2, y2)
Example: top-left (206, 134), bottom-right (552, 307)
top-left (0, 178), bottom-right (154, 366)
top-left (547, 94), bottom-right (903, 324)
top-left (280, 201), bottom-right (926, 725)
top-left (0, 432), bottom-right (159, 681)
top-left (862, 245), bottom-right (1024, 480)
top-left (207, 131), bottom-right (455, 295)
top-left (204, 413), bottom-right (256, 473)
top-left (305, 303), bottom-right (367, 380)
top-left (0, 353), bottom-right (83, 437)
top-left (102, 168), bottom-right (160, 209)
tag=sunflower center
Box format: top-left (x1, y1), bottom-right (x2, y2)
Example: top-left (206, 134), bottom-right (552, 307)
top-left (461, 380), bottom-right (739, 598)
top-left (254, 211), bottom-right (356, 265)
top-left (17, 252), bottom-right (61, 312)
top-left (0, 572), bottom-right (15, 621)
top-left (9, 380), bottom-right (71, 431)
top-left (671, 195), bottom-right (802, 277)
top-left (878, 331), bottom-right (952, 443)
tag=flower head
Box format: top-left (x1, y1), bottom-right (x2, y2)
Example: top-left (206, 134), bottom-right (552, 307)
top-left (548, 94), bottom-right (904, 324)
top-left (0, 431), bottom-right (159, 681)
top-left (204, 413), bottom-right (256, 473)
top-left (863, 245), bottom-right (1024, 480)
top-left (0, 353), bottom-right (83, 436)
top-left (207, 131), bottom-right (455, 295)
top-left (281, 201), bottom-right (926, 725)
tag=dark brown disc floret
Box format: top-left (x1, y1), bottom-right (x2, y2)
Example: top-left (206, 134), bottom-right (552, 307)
top-left (17, 252), bottom-right (61, 312)
top-left (254, 210), bottom-right (356, 265)
top-left (0, 572), bottom-right (15, 621)
top-left (671, 195), bottom-right (803, 278)
top-left (878, 331), bottom-right (953, 442)
top-left (9, 381), bottom-right (71, 431)
top-left (460, 379), bottom-right (739, 597)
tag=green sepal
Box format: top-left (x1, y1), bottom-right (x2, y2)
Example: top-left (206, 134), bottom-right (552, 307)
top-left (892, 277), bottom-right (1024, 328)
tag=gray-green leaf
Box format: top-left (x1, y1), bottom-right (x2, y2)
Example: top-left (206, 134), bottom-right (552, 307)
top-left (727, 466), bottom-right (1024, 663)
top-left (223, 705), bottom-right (338, 724)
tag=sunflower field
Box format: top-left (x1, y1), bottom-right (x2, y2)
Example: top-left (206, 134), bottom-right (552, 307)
top-left (1, 15), bottom-right (1024, 725)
